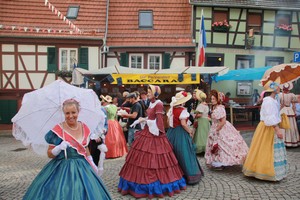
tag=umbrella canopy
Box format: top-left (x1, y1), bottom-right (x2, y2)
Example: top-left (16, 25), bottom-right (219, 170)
top-left (213, 66), bottom-right (272, 82)
top-left (260, 63), bottom-right (300, 86)
top-left (12, 80), bottom-right (106, 156)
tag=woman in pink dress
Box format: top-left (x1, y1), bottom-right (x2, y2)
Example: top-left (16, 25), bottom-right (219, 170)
top-left (118, 85), bottom-right (186, 199)
top-left (101, 95), bottom-right (128, 158)
top-left (205, 90), bottom-right (248, 170)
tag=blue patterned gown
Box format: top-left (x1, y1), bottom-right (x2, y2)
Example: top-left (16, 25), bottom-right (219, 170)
top-left (23, 123), bottom-right (112, 200)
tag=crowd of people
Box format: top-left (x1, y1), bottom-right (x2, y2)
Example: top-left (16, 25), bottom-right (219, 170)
top-left (22, 80), bottom-right (300, 199)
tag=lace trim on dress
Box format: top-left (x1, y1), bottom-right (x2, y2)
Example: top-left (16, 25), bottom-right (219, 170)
top-left (146, 119), bottom-right (159, 136)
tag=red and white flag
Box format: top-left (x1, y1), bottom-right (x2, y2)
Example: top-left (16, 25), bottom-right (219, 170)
top-left (198, 10), bottom-right (207, 67)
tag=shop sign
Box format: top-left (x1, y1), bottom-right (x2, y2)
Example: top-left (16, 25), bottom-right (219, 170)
top-left (111, 74), bottom-right (200, 85)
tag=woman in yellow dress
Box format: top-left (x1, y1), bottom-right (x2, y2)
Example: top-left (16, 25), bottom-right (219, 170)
top-left (243, 78), bottom-right (288, 181)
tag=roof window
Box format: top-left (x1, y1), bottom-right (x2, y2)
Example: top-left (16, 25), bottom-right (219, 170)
top-left (66, 6), bottom-right (80, 19)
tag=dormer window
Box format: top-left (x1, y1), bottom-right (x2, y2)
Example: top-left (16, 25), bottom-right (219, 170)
top-left (67, 6), bottom-right (80, 19)
top-left (139, 11), bottom-right (153, 29)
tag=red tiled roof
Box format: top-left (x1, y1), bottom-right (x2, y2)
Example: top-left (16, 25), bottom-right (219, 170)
top-left (107, 0), bottom-right (194, 47)
top-left (0, 0), bottom-right (107, 39)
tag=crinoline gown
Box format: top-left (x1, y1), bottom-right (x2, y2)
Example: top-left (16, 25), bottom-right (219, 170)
top-left (205, 105), bottom-right (248, 168)
top-left (243, 96), bottom-right (288, 181)
top-left (23, 123), bottom-right (112, 200)
top-left (118, 100), bottom-right (186, 199)
top-left (105, 104), bottom-right (128, 158)
top-left (193, 103), bottom-right (210, 154)
top-left (167, 106), bottom-right (204, 185)
top-left (278, 92), bottom-right (300, 147)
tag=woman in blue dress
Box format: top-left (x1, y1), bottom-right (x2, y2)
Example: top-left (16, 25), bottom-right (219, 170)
top-left (23, 99), bottom-right (112, 200)
top-left (166, 91), bottom-right (204, 185)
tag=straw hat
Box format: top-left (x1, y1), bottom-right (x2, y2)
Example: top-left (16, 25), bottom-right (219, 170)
top-left (100, 95), bottom-right (112, 103)
top-left (264, 77), bottom-right (281, 92)
top-left (170, 91), bottom-right (192, 107)
top-left (195, 89), bottom-right (207, 101)
top-left (122, 91), bottom-right (129, 98)
top-left (149, 85), bottom-right (161, 97)
top-left (280, 82), bottom-right (293, 91)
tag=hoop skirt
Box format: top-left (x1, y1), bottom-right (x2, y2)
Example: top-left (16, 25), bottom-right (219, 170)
top-left (243, 122), bottom-right (288, 181)
top-left (205, 105), bottom-right (248, 167)
top-left (106, 120), bottom-right (128, 158)
top-left (23, 130), bottom-right (111, 200)
top-left (118, 100), bottom-right (186, 199)
top-left (167, 126), bottom-right (204, 184)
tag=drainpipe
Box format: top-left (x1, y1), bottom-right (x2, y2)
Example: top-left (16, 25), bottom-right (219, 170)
top-left (100, 0), bottom-right (109, 68)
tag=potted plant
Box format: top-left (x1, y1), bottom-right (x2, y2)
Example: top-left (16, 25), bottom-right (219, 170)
top-left (245, 35), bottom-right (255, 49)
top-left (212, 20), bottom-right (232, 32)
top-left (274, 24), bottom-right (293, 36)
top-left (55, 70), bottom-right (73, 78)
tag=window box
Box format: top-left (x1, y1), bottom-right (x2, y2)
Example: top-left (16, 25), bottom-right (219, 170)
top-left (274, 24), bottom-right (292, 36)
top-left (212, 26), bottom-right (230, 32)
top-left (212, 20), bottom-right (231, 32)
top-left (274, 29), bottom-right (292, 36)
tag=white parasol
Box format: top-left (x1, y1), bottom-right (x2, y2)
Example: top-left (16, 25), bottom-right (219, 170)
top-left (11, 80), bottom-right (106, 156)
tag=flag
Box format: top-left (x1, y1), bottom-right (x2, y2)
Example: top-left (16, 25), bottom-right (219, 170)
top-left (198, 10), bottom-right (207, 67)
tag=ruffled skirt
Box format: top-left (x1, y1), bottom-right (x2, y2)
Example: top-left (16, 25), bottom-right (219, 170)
top-left (118, 126), bottom-right (186, 198)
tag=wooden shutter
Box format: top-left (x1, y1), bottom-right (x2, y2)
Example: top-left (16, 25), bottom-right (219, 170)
top-left (47, 47), bottom-right (57, 73)
top-left (120, 53), bottom-right (129, 67)
top-left (162, 53), bottom-right (171, 69)
top-left (79, 47), bottom-right (89, 70)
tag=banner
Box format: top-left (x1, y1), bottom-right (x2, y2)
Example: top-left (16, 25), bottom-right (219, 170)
top-left (111, 74), bottom-right (200, 85)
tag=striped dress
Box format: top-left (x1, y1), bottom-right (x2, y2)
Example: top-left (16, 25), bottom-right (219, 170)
top-left (243, 96), bottom-right (288, 181)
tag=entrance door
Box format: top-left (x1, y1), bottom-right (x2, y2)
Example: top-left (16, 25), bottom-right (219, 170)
top-left (0, 100), bottom-right (17, 124)
top-left (202, 53), bottom-right (224, 92)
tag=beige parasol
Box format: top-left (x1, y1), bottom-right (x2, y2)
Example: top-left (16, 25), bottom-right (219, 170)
top-left (260, 63), bottom-right (300, 86)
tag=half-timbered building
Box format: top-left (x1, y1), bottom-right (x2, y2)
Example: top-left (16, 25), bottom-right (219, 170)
top-left (190, 0), bottom-right (300, 98)
top-left (0, 0), bottom-right (107, 123)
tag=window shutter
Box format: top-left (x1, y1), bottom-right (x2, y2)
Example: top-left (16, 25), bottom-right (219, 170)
top-left (120, 53), bottom-right (129, 67)
top-left (162, 53), bottom-right (171, 69)
top-left (79, 47), bottom-right (89, 70)
top-left (47, 47), bottom-right (57, 73)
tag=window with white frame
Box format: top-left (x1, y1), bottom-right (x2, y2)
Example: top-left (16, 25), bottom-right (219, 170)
top-left (59, 48), bottom-right (77, 71)
top-left (148, 54), bottom-right (161, 70)
top-left (130, 54), bottom-right (143, 69)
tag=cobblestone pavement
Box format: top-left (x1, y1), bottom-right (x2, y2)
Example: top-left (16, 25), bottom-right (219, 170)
top-left (0, 131), bottom-right (300, 200)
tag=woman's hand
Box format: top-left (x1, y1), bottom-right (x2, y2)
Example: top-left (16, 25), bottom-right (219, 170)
top-left (274, 126), bottom-right (283, 139)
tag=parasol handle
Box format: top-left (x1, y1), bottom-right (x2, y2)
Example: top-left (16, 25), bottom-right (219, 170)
top-left (62, 123), bottom-right (68, 160)
top-left (64, 149), bottom-right (68, 160)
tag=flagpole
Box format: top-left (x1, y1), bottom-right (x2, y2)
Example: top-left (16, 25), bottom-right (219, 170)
top-left (197, 9), bottom-right (206, 67)
top-left (197, 9), bottom-right (203, 67)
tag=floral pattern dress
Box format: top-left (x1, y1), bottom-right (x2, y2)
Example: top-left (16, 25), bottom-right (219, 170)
top-left (205, 105), bottom-right (248, 167)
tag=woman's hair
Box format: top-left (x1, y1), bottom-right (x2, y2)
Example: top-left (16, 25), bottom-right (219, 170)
top-left (210, 90), bottom-right (221, 104)
top-left (62, 99), bottom-right (80, 112)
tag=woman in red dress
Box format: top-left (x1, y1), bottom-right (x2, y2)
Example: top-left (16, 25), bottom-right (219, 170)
top-left (118, 85), bottom-right (186, 199)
